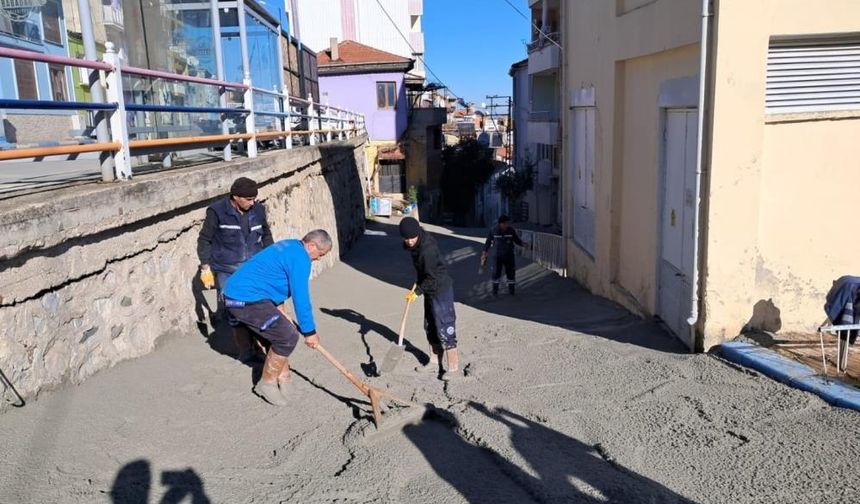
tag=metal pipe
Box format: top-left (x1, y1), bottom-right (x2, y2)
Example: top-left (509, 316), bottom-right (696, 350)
top-left (0, 142), bottom-right (121, 161)
top-left (687, 0), bottom-right (714, 352)
top-left (77, 0), bottom-right (115, 182)
top-left (0, 46), bottom-right (113, 70)
top-left (124, 104), bottom-right (249, 114)
top-left (121, 65), bottom-right (247, 89)
top-left (0, 99), bottom-right (117, 110)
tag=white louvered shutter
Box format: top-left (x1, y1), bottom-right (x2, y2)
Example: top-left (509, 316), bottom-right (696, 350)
top-left (766, 40), bottom-right (860, 114)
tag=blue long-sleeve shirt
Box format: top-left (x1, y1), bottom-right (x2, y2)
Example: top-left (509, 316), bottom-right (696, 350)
top-left (224, 239), bottom-right (317, 336)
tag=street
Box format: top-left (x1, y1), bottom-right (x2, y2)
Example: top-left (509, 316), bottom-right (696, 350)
top-left (0, 221), bottom-right (857, 503)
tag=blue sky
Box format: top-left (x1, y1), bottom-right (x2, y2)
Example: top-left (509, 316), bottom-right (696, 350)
top-left (423, 0), bottom-right (531, 106)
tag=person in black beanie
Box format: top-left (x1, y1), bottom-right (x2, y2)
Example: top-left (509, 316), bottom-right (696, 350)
top-left (197, 177), bottom-right (274, 363)
top-left (399, 217), bottom-right (461, 380)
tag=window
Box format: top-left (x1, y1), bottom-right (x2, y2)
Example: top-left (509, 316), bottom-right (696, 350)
top-left (378, 163), bottom-right (406, 193)
top-left (767, 37), bottom-right (860, 114)
top-left (0, 11), bottom-right (41, 42)
top-left (49, 65), bottom-right (67, 101)
top-left (42, 1), bottom-right (62, 45)
top-left (14, 60), bottom-right (38, 100)
top-left (377, 81), bottom-right (396, 110)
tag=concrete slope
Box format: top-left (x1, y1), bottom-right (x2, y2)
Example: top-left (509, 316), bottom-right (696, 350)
top-left (0, 221), bottom-right (857, 503)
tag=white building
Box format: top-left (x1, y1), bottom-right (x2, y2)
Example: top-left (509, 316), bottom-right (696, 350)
top-left (285, 0), bottom-right (425, 86)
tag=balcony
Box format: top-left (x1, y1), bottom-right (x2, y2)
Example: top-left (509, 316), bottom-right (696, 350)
top-left (528, 32), bottom-right (560, 75)
top-left (102, 4), bottom-right (124, 28)
top-left (527, 110), bottom-right (559, 145)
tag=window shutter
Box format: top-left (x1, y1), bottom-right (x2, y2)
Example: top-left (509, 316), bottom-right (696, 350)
top-left (767, 39), bottom-right (860, 114)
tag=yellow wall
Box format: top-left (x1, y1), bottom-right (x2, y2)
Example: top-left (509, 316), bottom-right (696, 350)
top-left (562, 0), bottom-right (700, 321)
top-left (702, 0), bottom-right (860, 348)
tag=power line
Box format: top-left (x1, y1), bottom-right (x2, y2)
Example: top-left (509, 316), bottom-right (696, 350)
top-left (372, 0), bottom-right (463, 101)
top-left (500, 0), bottom-right (563, 51)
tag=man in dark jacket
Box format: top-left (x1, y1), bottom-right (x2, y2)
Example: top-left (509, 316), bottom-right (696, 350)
top-left (399, 217), bottom-right (460, 380)
top-left (481, 215), bottom-right (526, 296)
top-left (197, 177), bottom-right (274, 362)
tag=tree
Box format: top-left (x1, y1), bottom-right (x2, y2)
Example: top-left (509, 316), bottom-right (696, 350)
top-left (494, 159), bottom-right (535, 205)
top-left (440, 139), bottom-right (495, 221)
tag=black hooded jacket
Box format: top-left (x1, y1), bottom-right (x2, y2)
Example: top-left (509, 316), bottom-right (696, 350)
top-left (407, 229), bottom-right (453, 297)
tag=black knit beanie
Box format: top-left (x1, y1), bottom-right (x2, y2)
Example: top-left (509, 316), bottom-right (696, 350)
top-left (230, 177), bottom-right (258, 198)
top-left (399, 217), bottom-right (421, 239)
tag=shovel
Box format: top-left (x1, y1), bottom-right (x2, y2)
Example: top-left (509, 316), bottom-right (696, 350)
top-left (379, 285), bottom-right (416, 374)
top-left (315, 343), bottom-right (409, 428)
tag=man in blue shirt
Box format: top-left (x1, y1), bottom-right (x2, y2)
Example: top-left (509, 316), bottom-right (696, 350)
top-left (223, 230), bottom-right (332, 406)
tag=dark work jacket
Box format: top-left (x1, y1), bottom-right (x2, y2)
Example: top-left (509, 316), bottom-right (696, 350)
top-left (484, 225), bottom-right (524, 258)
top-left (408, 229), bottom-right (453, 297)
top-left (197, 198), bottom-right (273, 273)
top-left (825, 275), bottom-right (860, 325)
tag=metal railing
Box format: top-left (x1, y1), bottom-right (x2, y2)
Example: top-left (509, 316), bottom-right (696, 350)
top-left (527, 32), bottom-right (561, 52)
top-left (0, 44), bottom-right (366, 182)
top-left (517, 229), bottom-right (566, 277)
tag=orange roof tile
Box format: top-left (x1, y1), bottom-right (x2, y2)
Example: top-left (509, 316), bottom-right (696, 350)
top-left (318, 40), bottom-right (411, 66)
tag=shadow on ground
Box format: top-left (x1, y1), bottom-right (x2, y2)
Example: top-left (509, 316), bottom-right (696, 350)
top-left (110, 459), bottom-right (210, 504)
top-left (405, 402), bottom-right (696, 503)
top-left (344, 219), bottom-right (687, 354)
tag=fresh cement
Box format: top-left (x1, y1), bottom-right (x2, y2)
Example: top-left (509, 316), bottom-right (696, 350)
top-left (0, 221), bottom-right (858, 503)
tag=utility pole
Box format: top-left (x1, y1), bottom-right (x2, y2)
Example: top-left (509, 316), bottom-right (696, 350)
top-left (485, 94), bottom-right (512, 168)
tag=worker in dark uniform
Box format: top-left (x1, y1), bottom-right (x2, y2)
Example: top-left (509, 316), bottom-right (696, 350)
top-left (399, 217), bottom-right (460, 381)
top-left (197, 177), bottom-right (274, 362)
top-left (481, 215), bottom-right (526, 296)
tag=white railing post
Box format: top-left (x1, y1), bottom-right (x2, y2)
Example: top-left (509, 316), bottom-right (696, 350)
top-left (307, 94), bottom-right (317, 146)
top-left (103, 42), bottom-right (132, 180)
top-left (284, 92), bottom-right (293, 150)
top-left (243, 80), bottom-right (257, 157)
top-left (338, 110), bottom-right (345, 140)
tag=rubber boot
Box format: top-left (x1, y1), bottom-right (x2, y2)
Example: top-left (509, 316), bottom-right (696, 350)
top-left (277, 358), bottom-right (291, 401)
top-left (441, 348), bottom-right (460, 381)
top-left (415, 345), bottom-right (444, 373)
top-left (254, 349), bottom-right (289, 406)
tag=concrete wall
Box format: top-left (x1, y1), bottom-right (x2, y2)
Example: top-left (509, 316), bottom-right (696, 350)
top-left (0, 138), bottom-right (368, 409)
top-left (561, 0), bottom-right (700, 331)
top-left (701, 0), bottom-right (860, 348)
top-left (319, 71), bottom-right (408, 141)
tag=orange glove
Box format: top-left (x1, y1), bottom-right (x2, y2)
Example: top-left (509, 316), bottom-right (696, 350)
top-left (200, 268), bottom-right (215, 289)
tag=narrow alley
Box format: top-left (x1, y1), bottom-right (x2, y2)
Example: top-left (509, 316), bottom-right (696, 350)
top-left (1, 221), bottom-right (856, 504)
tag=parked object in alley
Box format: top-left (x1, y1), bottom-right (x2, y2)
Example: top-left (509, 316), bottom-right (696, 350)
top-left (380, 285), bottom-right (416, 375)
top-left (399, 218), bottom-right (460, 380)
top-left (315, 344), bottom-right (410, 428)
top-left (223, 230), bottom-right (332, 406)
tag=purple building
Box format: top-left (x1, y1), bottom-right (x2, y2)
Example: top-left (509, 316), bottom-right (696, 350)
top-left (319, 39), bottom-right (415, 194)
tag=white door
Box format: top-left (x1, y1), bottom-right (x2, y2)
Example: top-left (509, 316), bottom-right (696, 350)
top-left (571, 106), bottom-right (595, 255)
top-left (658, 109), bottom-right (698, 349)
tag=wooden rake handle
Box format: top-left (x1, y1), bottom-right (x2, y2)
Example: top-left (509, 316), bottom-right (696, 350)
top-left (397, 284), bottom-right (416, 347)
top-left (315, 344), bottom-right (370, 396)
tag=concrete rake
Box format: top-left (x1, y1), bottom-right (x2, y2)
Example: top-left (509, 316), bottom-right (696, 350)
top-left (315, 344), bottom-right (412, 428)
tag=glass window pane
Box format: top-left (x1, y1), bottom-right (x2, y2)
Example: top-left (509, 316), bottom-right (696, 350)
top-left (387, 83), bottom-right (396, 109)
top-left (43, 0), bottom-right (62, 44)
top-left (14, 60), bottom-right (38, 100)
top-left (377, 83), bottom-right (386, 108)
top-left (49, 65), bottom-right (67, 101)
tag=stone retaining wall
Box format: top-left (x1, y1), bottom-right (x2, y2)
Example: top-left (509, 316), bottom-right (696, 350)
top-left (0, 138), bottom-right (368, 409)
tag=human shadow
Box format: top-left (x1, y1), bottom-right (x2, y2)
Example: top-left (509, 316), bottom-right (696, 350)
top-left (343, 220), bottom-right (689, 354)
top-left (110, 459), bottom-right (211, 504)
top-left (403, 404), bottom-right (695, 504)
top-left (320, 307), bottom-right (430, 370)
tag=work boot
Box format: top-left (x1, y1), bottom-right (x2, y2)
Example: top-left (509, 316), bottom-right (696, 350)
top-left (415, 345), bottom-right (443, 373)
top-left (277, 359), bottom-right (291, 401)
top-left (508, 284), bottom-right (515, 296)
top-left (440, 348), bottom-right (460, 381)
top-left (254, 349), bottom-right (289, 406)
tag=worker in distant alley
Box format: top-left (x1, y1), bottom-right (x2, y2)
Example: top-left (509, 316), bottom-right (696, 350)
top-left (223, 230), bottom-right (332, 406)
top-left (197, 177), bottom-right (274, 363)
top-left (399, 217), bottom-right (460, 380)
top-left (481, 215), bottom-right (527, 297)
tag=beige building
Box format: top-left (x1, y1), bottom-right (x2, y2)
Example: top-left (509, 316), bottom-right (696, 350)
top-left (560, 0), bottom-right (860, 351)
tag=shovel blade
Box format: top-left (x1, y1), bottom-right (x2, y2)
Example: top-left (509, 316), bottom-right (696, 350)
top-left (379, 344), bottom-right (405, 374)
top-left (202, 289), bottom-right (219, 312)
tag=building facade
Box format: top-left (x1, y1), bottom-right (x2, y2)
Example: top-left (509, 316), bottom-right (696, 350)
top-left (561, 0), bottom-right (860, 351)
top-left (287, 0), bottom-right (425, 86)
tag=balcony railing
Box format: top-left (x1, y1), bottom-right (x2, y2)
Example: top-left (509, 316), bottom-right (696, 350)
top-left (0, 44), bottom-right (366, 184)
top-left (527, 32), bottom-right (560, 52)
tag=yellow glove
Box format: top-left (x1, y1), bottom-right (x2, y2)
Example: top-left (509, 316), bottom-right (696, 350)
top-left (405, 288), bottom-right (418, 304)
top-left (200, 268), bottom-right (215, 289)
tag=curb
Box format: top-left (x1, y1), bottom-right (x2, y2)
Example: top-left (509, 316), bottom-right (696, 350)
top-left (719, 341), bottom-right (860, 412)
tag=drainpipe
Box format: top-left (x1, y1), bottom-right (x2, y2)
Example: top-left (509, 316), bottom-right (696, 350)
top-left (687, 0), bottom-right (714, 351)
